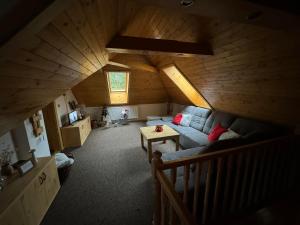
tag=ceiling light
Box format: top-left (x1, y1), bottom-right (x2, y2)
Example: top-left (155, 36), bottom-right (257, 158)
top-left (180, 0), bottom-right (194, 7)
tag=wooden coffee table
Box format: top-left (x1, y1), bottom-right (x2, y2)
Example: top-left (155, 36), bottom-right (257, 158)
top-left (140, 125), bottom-right (180, 163)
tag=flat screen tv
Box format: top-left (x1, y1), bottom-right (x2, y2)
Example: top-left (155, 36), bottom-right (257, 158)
top-left (68, 111), bottom-right (78, 125)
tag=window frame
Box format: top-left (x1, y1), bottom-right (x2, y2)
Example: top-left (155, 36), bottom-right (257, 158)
top-left (106, 71), bottom-right (130, 105)
top-left (161, 64), bottom-right (211, 109)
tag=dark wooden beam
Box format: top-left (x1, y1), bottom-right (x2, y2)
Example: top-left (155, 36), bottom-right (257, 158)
top-left (106, 36), bottom-right (213, 57)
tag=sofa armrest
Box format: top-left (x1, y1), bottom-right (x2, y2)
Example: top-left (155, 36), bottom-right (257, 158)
top-left (161, 146), bottom-right (208, 162)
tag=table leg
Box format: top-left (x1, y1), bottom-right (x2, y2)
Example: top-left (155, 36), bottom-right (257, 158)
top-left (141, 133), bottom-right (145, 150)
top-left (148, 140), bottom-right (152, 163)
top-left (175, 136), bottom-right (179, 151)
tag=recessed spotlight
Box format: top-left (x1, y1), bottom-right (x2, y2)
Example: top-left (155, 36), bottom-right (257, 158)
top-left (180, 0), bottom-right (194, 7)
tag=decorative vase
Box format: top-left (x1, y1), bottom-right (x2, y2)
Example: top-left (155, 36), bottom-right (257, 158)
top-left (155, 125), bottom-right (163, 132)
top-left (1, 164), bottom-right (14, 177)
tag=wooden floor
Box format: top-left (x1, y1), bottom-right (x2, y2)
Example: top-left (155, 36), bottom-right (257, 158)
top-left (213, 189), bottom-right (300, 225)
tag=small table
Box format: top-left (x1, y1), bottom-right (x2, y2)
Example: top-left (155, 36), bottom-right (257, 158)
top-left (140, 125), bottom-right (180, 163)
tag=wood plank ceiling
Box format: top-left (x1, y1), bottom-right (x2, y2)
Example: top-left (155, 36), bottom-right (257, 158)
top-left (1, 0), bottom-right (300, 135)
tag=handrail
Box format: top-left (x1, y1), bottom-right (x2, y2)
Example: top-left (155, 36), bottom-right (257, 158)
top-left (151, 134), bottom-right (298, 225)
top-left (156, 170), bottom-right (197, 225)
top-left (161, 135), bottom-right (293, 170)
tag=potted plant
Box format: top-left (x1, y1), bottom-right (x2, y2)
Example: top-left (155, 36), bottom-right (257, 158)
top-left (0, 147), bottom-right (14, 177)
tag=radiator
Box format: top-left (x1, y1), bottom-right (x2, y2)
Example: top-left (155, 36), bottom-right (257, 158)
top-left (107, 105), bottom-right (139, 121)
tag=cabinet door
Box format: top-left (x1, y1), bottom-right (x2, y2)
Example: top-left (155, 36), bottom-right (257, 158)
top-left (43, 160), bottom-right (60, 204)
top-left (0, 199), bottom-right (28, 225)
top-left (20, 174), bottom-right (48, 225)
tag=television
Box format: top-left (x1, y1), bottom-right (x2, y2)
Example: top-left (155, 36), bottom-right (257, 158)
top-left (68, 111), bottom-right (78, 125)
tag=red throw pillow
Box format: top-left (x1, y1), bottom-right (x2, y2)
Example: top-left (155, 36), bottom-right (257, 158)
top-left (208, 123), bottom-right (227, 142)
top-left (172, 113), bottom-right (183, 125)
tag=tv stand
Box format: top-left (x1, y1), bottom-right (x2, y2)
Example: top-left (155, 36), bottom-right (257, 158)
top-left (61, 116), bottom-right (91, 148)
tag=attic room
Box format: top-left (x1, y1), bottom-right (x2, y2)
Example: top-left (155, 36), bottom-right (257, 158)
top-left (0, 0), bottom-right (300, 225)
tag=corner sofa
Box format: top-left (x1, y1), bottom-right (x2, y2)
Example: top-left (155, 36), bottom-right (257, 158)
top-left (147, 106), bottom-right (288, 192)
top-left (146, 106), bottom-right (286, 162)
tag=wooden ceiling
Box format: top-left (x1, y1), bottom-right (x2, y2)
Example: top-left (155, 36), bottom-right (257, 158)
top-left (1, 0), bottom-right (300, 135)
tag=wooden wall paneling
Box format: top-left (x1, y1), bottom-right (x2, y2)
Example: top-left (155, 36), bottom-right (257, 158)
top-left (132, 0), bottom-right (300, 31)
top-left (38, 23), bottom-right (98, 74)
top-left (1, 49), bottom-right (84, 81)
top-left (27, 36), bottom-right (92, 76)
top-left (72, 71), bottom-right (110, 106)
top-left (72, 62), bottom-right (169, 106)
top-left (51, 12), bottom-right (102, 70)
top-left (0, 0), bottom-right (75, 55)
top-left (65, 0), bottom-right (107, 67)
top-left (0, 61), bottom-right (73, 82)
top-left (110, 54), bottom-right (158, 73)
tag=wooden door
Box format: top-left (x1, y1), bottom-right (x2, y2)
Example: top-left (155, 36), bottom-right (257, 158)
top-left (42, 102), bottom-right (64, 152)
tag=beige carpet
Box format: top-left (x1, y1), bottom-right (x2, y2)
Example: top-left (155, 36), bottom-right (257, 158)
top-left (41, 122), bottom-right (177, 225)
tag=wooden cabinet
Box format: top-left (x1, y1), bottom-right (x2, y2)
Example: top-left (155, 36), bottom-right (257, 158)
top-left (0, 157), bottom-right (60, 225)
top-left (60, 116), bottom-right (91, 148)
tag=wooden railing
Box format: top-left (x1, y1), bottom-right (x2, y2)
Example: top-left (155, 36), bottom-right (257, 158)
top-left (151, 135), bottom-right (299, 225)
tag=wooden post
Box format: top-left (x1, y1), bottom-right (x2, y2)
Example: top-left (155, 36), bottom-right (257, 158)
top-left (152, 151), bottom-right (163, 225)
top-left (148, 140), bottom-right (153, 163)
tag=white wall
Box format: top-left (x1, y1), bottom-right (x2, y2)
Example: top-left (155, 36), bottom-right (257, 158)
top-left (171, 103), bottom-right (187, 116)
top-left (54, 90), bottom-right (78, 127)
top-left (23, 110), bottom-right (50, 158)
top-left (0, 132), bottom-right (18, 164)
top-left (85, 103), bottom-right (168, 121)
top-left (138, 103), bottom-right (168, 120)
top-left (12, 110), bottom-right (51, 160)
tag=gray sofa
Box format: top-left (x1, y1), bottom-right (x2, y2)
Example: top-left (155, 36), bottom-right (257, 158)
top-left (147, 106), bottom-right (279, 150)
top-left (147, 106), bottom-right (286, 192)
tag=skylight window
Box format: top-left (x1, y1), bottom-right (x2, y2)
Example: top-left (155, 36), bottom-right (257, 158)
top-left (106, 71), bottom-right (129, 104)
top-left (161, 65), bottom-right (210, 108)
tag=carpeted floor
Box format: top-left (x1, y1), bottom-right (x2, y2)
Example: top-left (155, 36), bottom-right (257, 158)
top-left (41, 122), bottom-right (177, 225)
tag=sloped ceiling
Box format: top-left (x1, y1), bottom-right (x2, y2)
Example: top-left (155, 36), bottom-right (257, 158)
top-left (72, 54), bottom-right (169, 106)
top-left (1, 0), bottom-right (300, 136)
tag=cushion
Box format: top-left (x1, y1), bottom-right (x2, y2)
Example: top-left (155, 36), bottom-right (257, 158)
top-left (189, 107), bottom-right (211, 131)
top-left (208, 123), bottom-right (227, 142)
top-left (230, 117), bottom-right (276, 139)
top-left (161, 146), bottom-right (208, 161)
top-left (218, 129), bottom-right (240, 140)
top-left (146, 120), bottom-right (169, 127)
top-left (203, 111), bottom-right (236, 134)
top-left (172, 113), bottom-right (182, 125)
top-left (178, 127), bottom-right (210, 147)
top-left (180, 114), bottom-right (192, 127)
top-left (146, 116), bottom-right (161, 121)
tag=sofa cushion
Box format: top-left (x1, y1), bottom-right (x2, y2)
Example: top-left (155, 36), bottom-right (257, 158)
top-left (172, 113), bottom-right (183, 125)
top-left (203, 111), bottom-right (235, 135)
top-left (146, 120), bottom-right (169, 127)
top-left (161, 146), bottom-right (208, 162)
top-left (182, 106), bottom-right (196, 114)
top-left (230, 118), bottom-right (276, 139)
top-left (208, 123), bottom-right (227, 142)
top-left (189, 107), bottom-right (211, 131)
top-left (218, 129), bottom-right (240, 140)
top-left (207, 138), bottom-right (246, 151)
top-left (178, 126), bottom-right (210, 147)
top-left (180, 114), bottom-right (193, 127)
